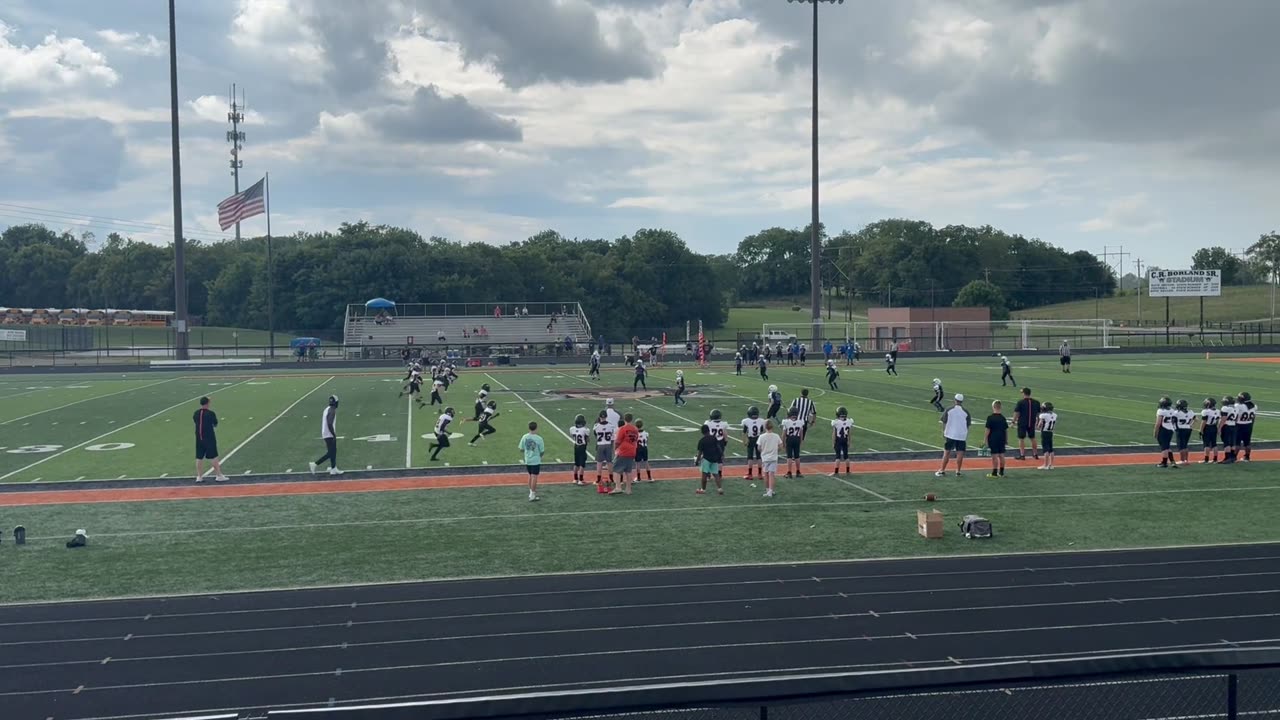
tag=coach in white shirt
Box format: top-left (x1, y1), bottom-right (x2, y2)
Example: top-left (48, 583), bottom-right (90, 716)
top-left (936, 394), bottom-right (972, 477)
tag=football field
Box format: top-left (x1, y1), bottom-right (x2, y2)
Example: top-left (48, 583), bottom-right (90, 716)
top-left (1, 353), bottom-right (1278, 483)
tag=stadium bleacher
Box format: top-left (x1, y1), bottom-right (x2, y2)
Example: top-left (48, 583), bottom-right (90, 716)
top-left (343, 303), bottom-right (593, 354)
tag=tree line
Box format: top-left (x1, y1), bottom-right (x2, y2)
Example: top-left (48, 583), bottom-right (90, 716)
top-left (3, 220), bottom-right (1276, 335)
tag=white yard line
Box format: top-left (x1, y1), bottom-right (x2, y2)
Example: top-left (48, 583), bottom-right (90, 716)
top-left (0, 377), bottom-right (181, 426)
top-left (0, 380), bottom-right (253, 482)
top-left (485, 373), bottom-right (585, 457)
top-left (214, 377), bottom-right (334, 476)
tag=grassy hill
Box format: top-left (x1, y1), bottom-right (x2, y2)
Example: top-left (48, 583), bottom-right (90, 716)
top-left (1014, 284), bottom-right (1277, 325)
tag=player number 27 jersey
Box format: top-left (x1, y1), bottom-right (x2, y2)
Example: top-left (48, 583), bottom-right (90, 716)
top-left (782, 418), bottom-right (805, 438)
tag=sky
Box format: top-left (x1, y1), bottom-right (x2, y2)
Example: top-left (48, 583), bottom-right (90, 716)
top-left (1, 0), bottom-right (1278, 270)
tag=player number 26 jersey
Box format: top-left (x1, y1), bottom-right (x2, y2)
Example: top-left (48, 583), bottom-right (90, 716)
top-left (570, 426), bottom-right (590, 446)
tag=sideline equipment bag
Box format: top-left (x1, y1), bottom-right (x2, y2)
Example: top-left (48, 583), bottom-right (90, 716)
top-left (960, 515), bottom-right (993, 539)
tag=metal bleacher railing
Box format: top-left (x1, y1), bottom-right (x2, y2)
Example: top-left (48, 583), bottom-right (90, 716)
top-left (243, 647), bottom-right (1280, 720)
top-left (343, 302), bottom-right (593, 356)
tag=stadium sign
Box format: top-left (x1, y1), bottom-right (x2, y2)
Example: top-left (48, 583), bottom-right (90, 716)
top-left (0, 329), bottom-right (26, 341)
top-left (1148, 269), bottom-right (1221, 297)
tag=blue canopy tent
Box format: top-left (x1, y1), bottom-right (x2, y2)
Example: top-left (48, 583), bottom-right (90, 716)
top-left (365, 298), bottom-right (395, 310)
top-left (290, 337), bottom-right (322, 349)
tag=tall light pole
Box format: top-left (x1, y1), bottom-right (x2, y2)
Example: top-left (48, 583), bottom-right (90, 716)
top-left (788, 0), bottom-right (843, 351)
top-left (168, 0), bottom-right (189, 360)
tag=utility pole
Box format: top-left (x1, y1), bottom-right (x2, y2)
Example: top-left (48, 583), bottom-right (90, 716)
top-left (167, 0), bottom-right (189, 361)
top-left (1135, 258), bottom-right (1144, 324)
top-left (227, 85), bottom-right (246, 241)
top-left (983, 268), bottom-right (991, 283)
top-left (1102, 245), bottom-right (1129, 289)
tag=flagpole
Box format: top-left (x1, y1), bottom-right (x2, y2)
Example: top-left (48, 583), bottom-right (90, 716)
top-left (266, 172), bottom-right (275, 358)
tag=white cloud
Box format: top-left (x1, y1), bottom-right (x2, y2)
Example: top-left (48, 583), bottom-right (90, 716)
top-left (7, 100), bottom-right (166, 124)
top-left (95, 29), bottom-right (165, 56)
top-left (186, 95), bottom-right (265, 125)
top-left (1079, 193), bottom-right (1165, 234)
top-left (0, 21), bottom-right (118, 91)
top-left (906, 5), bottom-right (993, 69)
top-left (228, 0), bottom-right (326, 84)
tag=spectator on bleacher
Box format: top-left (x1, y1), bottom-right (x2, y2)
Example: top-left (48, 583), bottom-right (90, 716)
top-left (565, 335), bottom-right (574, 352)
top-left (463, 328), bottom-right (470, 339)
top-left (494, 305), bottom-right (502, 319)
top-left (472, 327), bottom-right (479, 336)
top-left (522, 306), bottom-right (529, 316)
top-left (437, 329), bottom-right (446, 343)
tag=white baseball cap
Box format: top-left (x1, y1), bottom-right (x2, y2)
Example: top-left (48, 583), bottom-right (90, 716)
top-left (606, 398), bottom-right (614, 406)
top-left (954, 393), bottom-right (965, 402)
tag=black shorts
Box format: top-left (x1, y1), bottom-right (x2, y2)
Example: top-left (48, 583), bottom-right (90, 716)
top-left (1157, 428), bottom-right (1173, 451)
top-left (1237, 424), bottom-right (1254, 446)
top-left (767, 403), bottom-right (780, 418)
top-left (574, 444), bottom-right (588, 467)
top-left (636, 447), bottom-right (649, 463)
top-left (1017, 426), bottom-right (1035, 440)
top-left (988, 440), bottom-right (1006, 455)
top-left (785, 437), bottom-right (802, 459)
top-left (1060, 356), bottom-right (1071, 366)
top-left (1176, 428), bottom-right (1192, 451)
top-left (1202, 426), bottom-right (1218, 449)
top-left (746, 438), bottom-right (759, 460)
top-left (944, 438), bottom-right (967, 453)
top-left (195, 438), bottom-right (218, 460)
top-left (435, 432), bottom-right (451, 448)
top-left (1040, 432), bottom-right (1054, 453)
top-left (526, 465), bottom-right (541, 476)
top-left (1222, 425), bottom-right (1236, 447)
top-left (409, 381), bottom-right (422, 393)
top-left (833, 437), bottom-right (849, 460)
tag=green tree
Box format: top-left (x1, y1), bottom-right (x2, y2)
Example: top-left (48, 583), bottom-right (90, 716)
top-left (1247, 232), bottom-right (1280, 320)
top-left (953, 279), bottom-right (1009, 320)
top-left (1192, 246), bottom-right (1253, 285)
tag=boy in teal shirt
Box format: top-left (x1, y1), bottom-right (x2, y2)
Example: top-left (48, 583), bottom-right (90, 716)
top-left (518, 421), bottom-right (545, 502)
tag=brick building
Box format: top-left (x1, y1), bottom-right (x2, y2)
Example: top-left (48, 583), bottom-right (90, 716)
top-left (865, 307), bottom-right (992, 352)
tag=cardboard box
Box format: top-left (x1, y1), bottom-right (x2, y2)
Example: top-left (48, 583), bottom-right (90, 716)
top-left (917, 509), bottom-right (944, 539)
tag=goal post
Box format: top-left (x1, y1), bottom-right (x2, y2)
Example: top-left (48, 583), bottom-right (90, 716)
top-left (851, 319), bottom-right (1116, 352)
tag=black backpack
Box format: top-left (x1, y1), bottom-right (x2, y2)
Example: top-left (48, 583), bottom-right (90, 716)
top-left (960, 515), bottom-right (993, 539)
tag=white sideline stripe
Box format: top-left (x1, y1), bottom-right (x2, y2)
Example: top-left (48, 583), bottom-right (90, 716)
top-left (3, 588), bottom-right (1279, 668)
top-left (831, 475), bottom-right (892, 501)
top-left (20, 484), bottom-right (1280, 542)
top-left (0, 380), bottom-right (253, 482)
top-left (214, 377), bottom-right (333, 476)
top-left (0, 377), bottom-right (180, 426)
top-left (4, 612), bottom-right (1278, 702)
top-left (485, 373), bottom-right (587, 459)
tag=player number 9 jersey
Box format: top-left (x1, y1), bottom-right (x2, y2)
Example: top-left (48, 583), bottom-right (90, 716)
top-left (741, 418), bottom-right (764, 438)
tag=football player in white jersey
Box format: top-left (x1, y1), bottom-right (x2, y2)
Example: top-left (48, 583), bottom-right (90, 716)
top-left (1036, 402), bottom-right (1058, 470)
top-left (707, 409), bottom-right (730, 458)
top-left (1219, 396), bottom-right (1238, 464)
top-left (825, 359), bottom-right (839, 390)
top-left (429, 376), bottom-right (446, 406)
top-left (428, 407), bottom-right (454, 462)
top-left (569, 414), bottom-right (591, 485)
top-left (673, 370), bottom-right (687, 407)
top-left (782, 407), bottom-right (806, 478)
top-left (831, 406), bottom-right (854, 475)
top-left (1196, 397), bottom-right (1221, 464)
top-left (766, 385), bottom-right (782, 420)
top-left (741, 406), bottom-right (766, 480)
top-left (1174, 399), bottom-right (1196, 465)
top-left (472, 383), bottom-right (491, 421)
top-left (1154, 397), bottom-right (1178, 468)
top-left (593, 410), bottom-right (617, 491)
top-left (635, 419), bottom-right (654, 482)
top-left (1236, 391), bottom-right (1257, 462)
top-left (468, 401), bottom-right (500, 446)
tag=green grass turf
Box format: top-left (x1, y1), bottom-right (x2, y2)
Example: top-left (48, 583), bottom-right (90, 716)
top-left (720, 303), bottom-right (867, 336)
top-left (0, 354), bottom-right (1277, 483)
top-left (2, 462), bottom-right (1278, 603)
top-left (1013, 284), bottom-right (1278, 324)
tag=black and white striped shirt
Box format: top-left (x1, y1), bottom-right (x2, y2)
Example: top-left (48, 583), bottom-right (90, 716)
top-left (789, 396), bottom-right (816, 424)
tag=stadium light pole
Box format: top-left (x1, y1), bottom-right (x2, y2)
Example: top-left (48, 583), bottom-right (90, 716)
top-left (167, 0), bottom-right (190, 361)
top-left (787, 0), bottom-right (843, 351)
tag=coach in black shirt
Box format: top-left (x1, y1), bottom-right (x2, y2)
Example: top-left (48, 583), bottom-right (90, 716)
top-left (193, 396), bottom-right (228, 483)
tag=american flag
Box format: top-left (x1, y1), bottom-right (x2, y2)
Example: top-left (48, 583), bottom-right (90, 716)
top-left (217, 178), bottom-right (266, 231)
top-left (697, 321), bottom-right (706, 367)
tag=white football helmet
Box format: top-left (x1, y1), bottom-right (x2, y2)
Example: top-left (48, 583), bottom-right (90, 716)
top-left (768, 384), bottom-right (778, 393)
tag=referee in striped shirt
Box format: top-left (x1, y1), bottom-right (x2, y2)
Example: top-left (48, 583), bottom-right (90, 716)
top-left (790, 389), bottom-right (817, 441)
